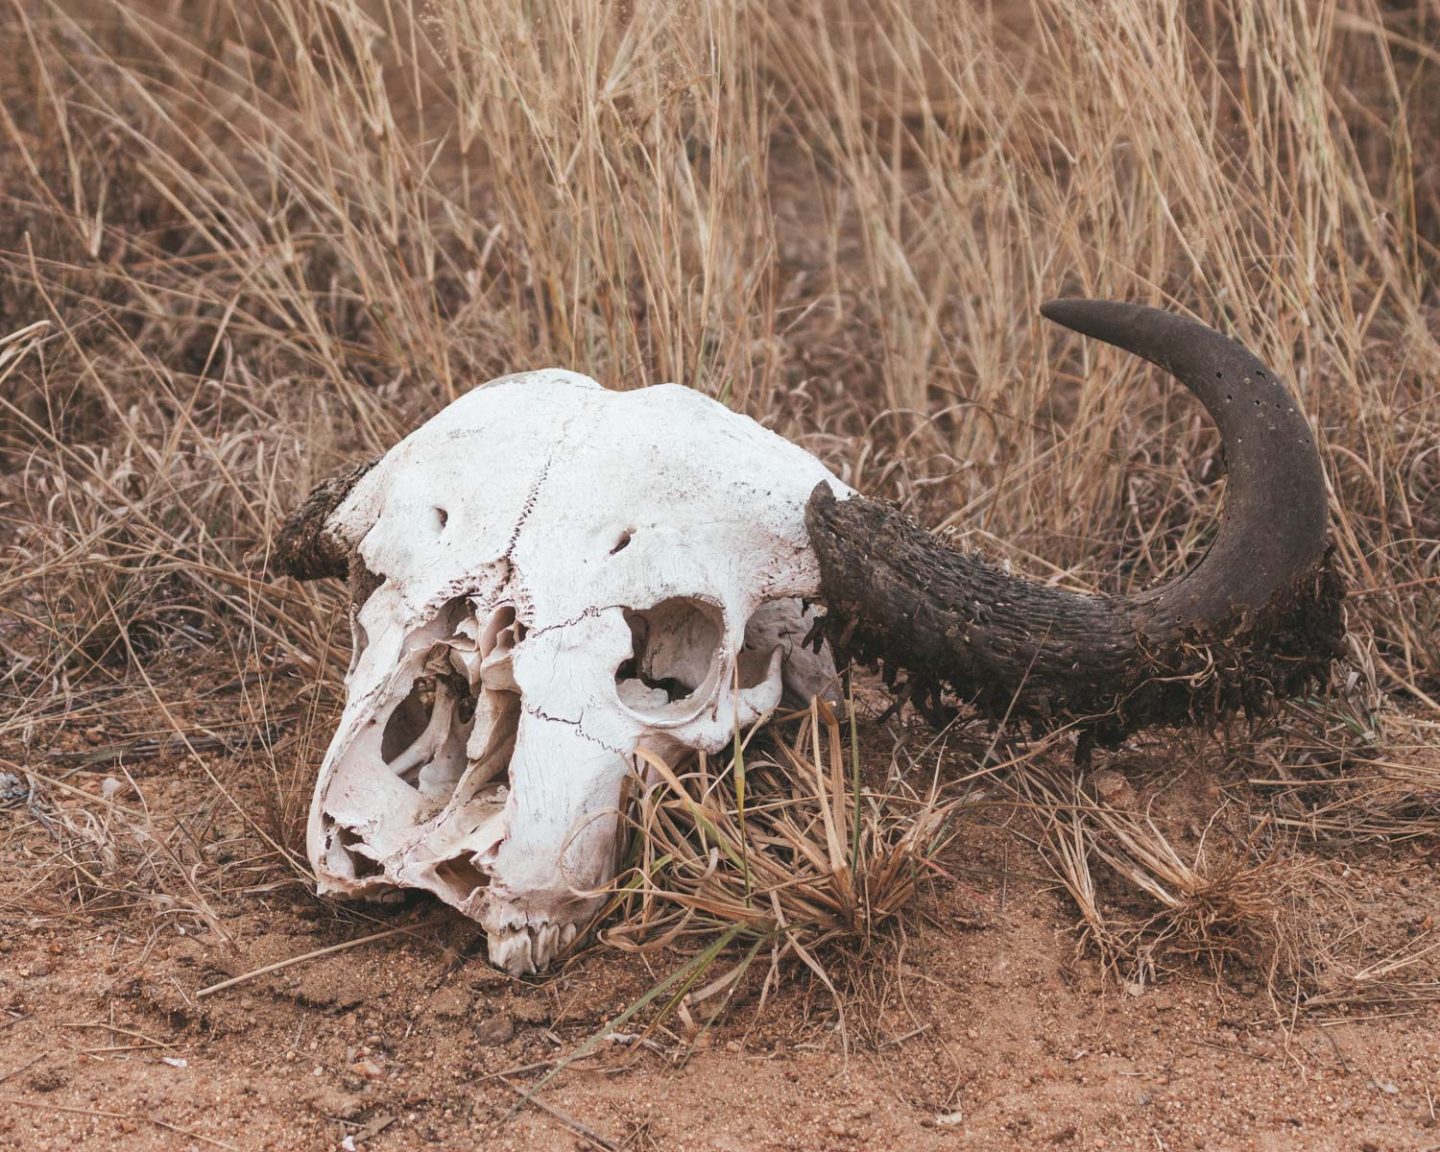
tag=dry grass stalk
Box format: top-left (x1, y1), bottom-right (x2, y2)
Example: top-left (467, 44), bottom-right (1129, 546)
top-left (1303, 934), bottom-right (1440, 1016)
top-left (1243, 701), bottom-right (1440, 845)
top-left (1000, 742), bottom-right (1440, 1016)
top-left (2, 766), bottom-right (234, 940)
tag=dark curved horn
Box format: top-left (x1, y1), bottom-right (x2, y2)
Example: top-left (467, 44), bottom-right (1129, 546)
top-left (272, 457), bottom-right (379, 580)
top-left (806, 300), bottom-right (1344, 741)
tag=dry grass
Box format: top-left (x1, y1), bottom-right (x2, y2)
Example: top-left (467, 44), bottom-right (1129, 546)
top-left (1001, 754), bottom-right (1327, 993)
top-left (591, 697), bottom-right (962, 1026)
top-left (993, 731), bottom-right (1440, 1017)
top-left (606, 699), bottom-right (955, 952)
top-left (1244, 699), bottom-right (1440, 844)
top-left (0, 763), bottom-right (232, 936)
top-left (1, 0), bottom-right (1438, 1012)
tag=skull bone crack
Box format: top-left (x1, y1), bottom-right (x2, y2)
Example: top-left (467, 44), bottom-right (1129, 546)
top-left (308, 371), bottom-right (847, 975)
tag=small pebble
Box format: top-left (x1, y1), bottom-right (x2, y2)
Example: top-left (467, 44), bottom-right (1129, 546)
top-left (473, 1015), bottom-right (515, 1046)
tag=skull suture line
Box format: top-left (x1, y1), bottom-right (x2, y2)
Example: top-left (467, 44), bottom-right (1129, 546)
top-left (275, 302), bottom-right (1342, 978)
top-left (304, 372), bottom-right (846, 975)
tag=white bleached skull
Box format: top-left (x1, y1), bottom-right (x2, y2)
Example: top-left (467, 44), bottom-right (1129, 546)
top-left (308, 371), bottom-right (848, 974)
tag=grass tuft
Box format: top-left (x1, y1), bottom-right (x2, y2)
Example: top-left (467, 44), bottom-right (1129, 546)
top-left (594, 696), bottom-right (962, 1028)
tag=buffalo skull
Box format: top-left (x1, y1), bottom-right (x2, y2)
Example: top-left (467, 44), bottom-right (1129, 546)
top-left (274, 301), bottom-right (1341, 974)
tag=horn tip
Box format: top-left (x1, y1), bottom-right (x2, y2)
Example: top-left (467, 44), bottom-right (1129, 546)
top-left (1039, 297), bottom-right (1140, 334)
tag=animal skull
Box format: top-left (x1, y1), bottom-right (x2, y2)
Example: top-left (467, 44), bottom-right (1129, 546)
top-left (306, 371), bottom-right (846, 974)
top-left (276, 301), bottom-right (1339, 979)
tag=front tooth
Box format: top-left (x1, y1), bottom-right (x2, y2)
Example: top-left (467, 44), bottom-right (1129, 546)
top-left (489, 928), bottom-right (535, 976)
top-left (532, 923), bottom-right (560, 971)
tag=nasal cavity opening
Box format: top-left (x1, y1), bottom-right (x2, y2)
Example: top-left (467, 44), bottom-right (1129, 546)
top-left (615, 596), bottom-right (722, 705)
top-left (433, 856), bottom-right (488, 904)
top-left (381, 676), bottom-right (435, 764)
top-left (378, 597), bottom-right (495, 798)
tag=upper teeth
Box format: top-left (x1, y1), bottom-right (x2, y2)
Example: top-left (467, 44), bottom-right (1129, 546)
top-left (487, 920), bottom-right (578, 976)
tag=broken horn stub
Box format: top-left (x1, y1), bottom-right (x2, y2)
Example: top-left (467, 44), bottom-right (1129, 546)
top-left (280, 370), bottom-right (847, 975)
top-left (273, 457), bottom-right (381, 581)
top-left (806, 299), bottom-right (1344, 742)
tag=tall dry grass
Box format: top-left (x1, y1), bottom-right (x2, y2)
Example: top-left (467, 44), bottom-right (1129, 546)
top-left (0, 0), bottom-right (1436, 988)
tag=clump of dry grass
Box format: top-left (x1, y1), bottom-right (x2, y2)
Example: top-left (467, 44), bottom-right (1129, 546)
top-left (1, 765), bottom-right (233, 940)
top-left (484, 695), bottom-right (978, 1073)
top-left (1004, 756), bottom-right (1325, 994)
top-left (995, 737), bottom-right (1440, 1018)
top-left (605, 699), bottom-right (957, 953)
top-left (1303, 935), bottom-right (1440, 1018)
top-left (1243, 700), bottom-right (1440, 845)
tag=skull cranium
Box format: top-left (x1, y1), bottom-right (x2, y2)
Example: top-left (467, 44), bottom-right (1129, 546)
top-left (302, 371), bottom-right (845, 973)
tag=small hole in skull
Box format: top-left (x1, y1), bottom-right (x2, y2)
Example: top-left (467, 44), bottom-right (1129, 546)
top-left (335, 827), bottom-right (383, 880)
top-left (615, 597), bottom-right (721, 706)
top-left (433, 505), bottom-right (449, 533)
top-left (434, 856), bottom-right (489, 901)
top-left (610, 528), bottom-right (634, 555)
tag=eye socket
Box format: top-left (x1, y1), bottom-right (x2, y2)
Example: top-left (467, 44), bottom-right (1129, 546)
top-left (615, 597), bottom-right (722, 709)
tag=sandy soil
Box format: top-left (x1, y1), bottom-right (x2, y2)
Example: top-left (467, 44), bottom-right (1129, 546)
top-left (3, 683), bottom-right (1438, 1152)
